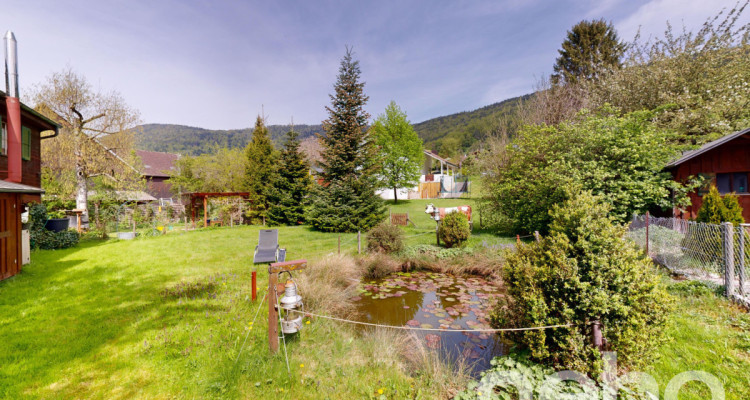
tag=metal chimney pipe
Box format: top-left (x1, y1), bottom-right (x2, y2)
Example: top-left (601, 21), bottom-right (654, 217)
top-left (4, 31), bottom-right (18, 97)
top-left (4, 30), bottom-right (22, 183)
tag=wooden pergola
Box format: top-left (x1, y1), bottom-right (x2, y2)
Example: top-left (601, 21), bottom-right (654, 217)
top-left (182, 192), bottom-right (250, 227)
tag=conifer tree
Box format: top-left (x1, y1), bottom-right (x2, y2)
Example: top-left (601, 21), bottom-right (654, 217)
top-left (244, 115), bottom-right (276, 223)
top-left (696, 185), bottom-right (745, 225)
top-left (267, 129), bottom-right (312, 226)
top-left (307, 48), bottom-right (384, 232)
top-left (552, 19), bottom-right (625, 84)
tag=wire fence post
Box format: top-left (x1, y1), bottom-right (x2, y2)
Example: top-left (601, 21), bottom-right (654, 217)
top-left (357, 230), bottom-right (361, 254)
top-left (740, 224), bottom-right (748, 298)
top-left (645, 211), bottom-right (650, 257)
top-left (436, 221), bottom-right (441, 247)
top-left (724, 222), bottom-right (735, 298)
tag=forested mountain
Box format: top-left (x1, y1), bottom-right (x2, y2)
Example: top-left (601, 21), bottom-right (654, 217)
top-left (136, 94), bottom-right (530, 156)
top-left (135, 124), bottom-right (323, 155)
top-left (413, 94), bottom-right (530, 154)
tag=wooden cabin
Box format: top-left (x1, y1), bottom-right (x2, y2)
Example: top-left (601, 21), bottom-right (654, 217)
top-left (135, 150), bottom-right (180, 201)
top-left (0, 90), bottom-right (60, 280)
top-left (667, 128), bottom-right (750, 221)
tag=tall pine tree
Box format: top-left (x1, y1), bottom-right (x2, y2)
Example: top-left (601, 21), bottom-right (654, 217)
top-left (244, 115), bottom-right (276, 224)
top-left (267, 129), bottom-right (312, 226)
top-left (552, 19), bottom-right (625, 84)
top-left (307, 48), bottom-right (384, 232)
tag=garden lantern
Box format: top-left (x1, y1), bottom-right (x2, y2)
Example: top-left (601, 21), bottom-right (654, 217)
top-left (268, 260), bottom-right (307, 354)
top-left (279, 279), bottom-right (303, 334)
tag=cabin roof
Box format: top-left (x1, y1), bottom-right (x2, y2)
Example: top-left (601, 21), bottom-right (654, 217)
top-left (0, 180), bottom-right (44, 193)
top-left (666, 127), bottom-right (750, 169)
top-left (424, 150), bottom-right (457, 167)
top-left (136, 150), bottom-right (180, 178)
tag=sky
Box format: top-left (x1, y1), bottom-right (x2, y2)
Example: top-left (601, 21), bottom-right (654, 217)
top-left (1, 0), bottom-right (747, 129)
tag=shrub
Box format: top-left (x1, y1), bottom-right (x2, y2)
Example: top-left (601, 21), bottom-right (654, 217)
top-left (438, 212), bottom-right (470, 248)
top-left (481, 108), bottom-right (692, 234)
top-left (491, 191), bottom-right (672, 376)
top-left (28, 203), bottom-right (79, 250)
top-left (366, 222), bottom-right (405, 253)
top-left (696, 185), bottom-right (745, 225)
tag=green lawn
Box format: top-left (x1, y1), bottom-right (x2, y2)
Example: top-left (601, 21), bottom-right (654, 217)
top-left (0, 225), bottom-right (424, 399)
top-left (2, 201), bottom-right (748, 399)
top-left (649, 284), bottom-right (750, 400)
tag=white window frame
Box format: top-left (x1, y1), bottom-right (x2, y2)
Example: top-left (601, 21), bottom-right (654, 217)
top-left (1, 120), bottom-right (7, 156)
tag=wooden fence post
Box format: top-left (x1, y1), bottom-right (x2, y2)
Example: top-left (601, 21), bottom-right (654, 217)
top-left (645, 211), bottom-right (650, 257)
top-left (357, 231), bottom-right (361, 254)
top-left (592, 320), bottom-right (603, 351)
top-left (724, 222), bottom-right (736, 298)
top-left (251, 270), bottom-right (257, 302)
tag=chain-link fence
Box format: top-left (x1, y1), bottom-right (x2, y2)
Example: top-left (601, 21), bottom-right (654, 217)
top-left (627, 214), bottom-right (750, 306)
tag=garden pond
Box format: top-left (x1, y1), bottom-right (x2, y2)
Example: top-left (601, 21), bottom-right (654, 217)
top-left (351, 271), bottom-right (511, 374)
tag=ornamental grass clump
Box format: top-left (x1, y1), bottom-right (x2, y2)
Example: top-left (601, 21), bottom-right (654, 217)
top-left (491, 191), bottom-right (673, 377)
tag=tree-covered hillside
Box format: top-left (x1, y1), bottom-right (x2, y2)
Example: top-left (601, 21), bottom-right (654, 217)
top-left (413, 94), bottom-right (530, 155)
top-left (136, 94), bottom-right (530, 157)
top-left (135, 123), bottom-right (323, 155)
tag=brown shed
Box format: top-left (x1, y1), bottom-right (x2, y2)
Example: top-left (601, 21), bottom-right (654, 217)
top-left (667, 128), bottom-right (750, 221)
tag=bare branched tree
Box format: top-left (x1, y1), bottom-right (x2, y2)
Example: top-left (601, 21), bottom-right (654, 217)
top-left (30, 67), bottom-right (141, 218)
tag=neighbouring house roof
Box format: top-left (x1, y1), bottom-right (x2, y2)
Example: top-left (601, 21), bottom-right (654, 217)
top-left (136, 150), bottom-right (180, 178)
top-left (88, 190), bottom-right (157, 202)
top-left (424, 150), bottom-right (458, 168)
top-left (0, 180), bottom-right (44, 193)
top-left (666, 127), bottom-right (750, 169)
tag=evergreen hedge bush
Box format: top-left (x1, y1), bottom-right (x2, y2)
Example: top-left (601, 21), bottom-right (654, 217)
top-left (491, 191), bottom-right (672, 376)
top-left (438, 212), bottom-right (470, 248)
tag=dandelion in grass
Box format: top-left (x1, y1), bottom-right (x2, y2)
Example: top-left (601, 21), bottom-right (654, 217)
top-left (299, 363), bottom-right (304, 368)
top-left (378, 388), bottom-right (384, 395)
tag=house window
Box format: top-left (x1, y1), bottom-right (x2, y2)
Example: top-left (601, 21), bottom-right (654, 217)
top-left (21, 126), bottom-right (31, 160)
top-left (716, 172), bottom-right (749, 194)
top-left (1, 118), bottom-right (6, 156)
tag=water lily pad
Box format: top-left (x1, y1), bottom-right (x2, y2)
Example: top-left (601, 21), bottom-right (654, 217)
top-left (406, 320), bottom-right (420, 327)
top-left (445, 297), bottom-right (456, 302)
top-left (420, 323), bottom-right (434, 329)
top-left (425, 334), bottom-right (441, 349)
top-left (403, 305), bottom-right (410, 309)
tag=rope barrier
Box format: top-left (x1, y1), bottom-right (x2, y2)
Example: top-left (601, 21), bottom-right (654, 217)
top-left (289, 309), bottom-right (574, 333)
top-left (233, 291), bottom-right (268, 366)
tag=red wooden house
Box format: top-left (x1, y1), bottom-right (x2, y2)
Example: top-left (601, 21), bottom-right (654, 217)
top-left (667, 127), bottom-right (750, 221)
top-left (135, 150), bottom-right (180, 200)
top-left (0, 92), bottom-right (60, 280)
top-left (0, 31), bottom-right (60, 280)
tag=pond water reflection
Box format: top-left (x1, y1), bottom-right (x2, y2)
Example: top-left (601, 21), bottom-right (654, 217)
top-left (352, 271), bottom-right (511, 374)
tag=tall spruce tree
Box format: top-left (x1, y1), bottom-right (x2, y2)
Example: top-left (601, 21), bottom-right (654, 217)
top-left (267, 129), bottom-right (312, 226)
top-left (244, 115), bottom-right (276, 223)
top-left (307, 48), bottom-right (384, 232)
top-left (552, 19), bottom-right (625, 84)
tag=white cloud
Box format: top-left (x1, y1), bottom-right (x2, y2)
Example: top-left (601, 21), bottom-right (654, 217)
top-left (615, 0), bottom-right (749, 42)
